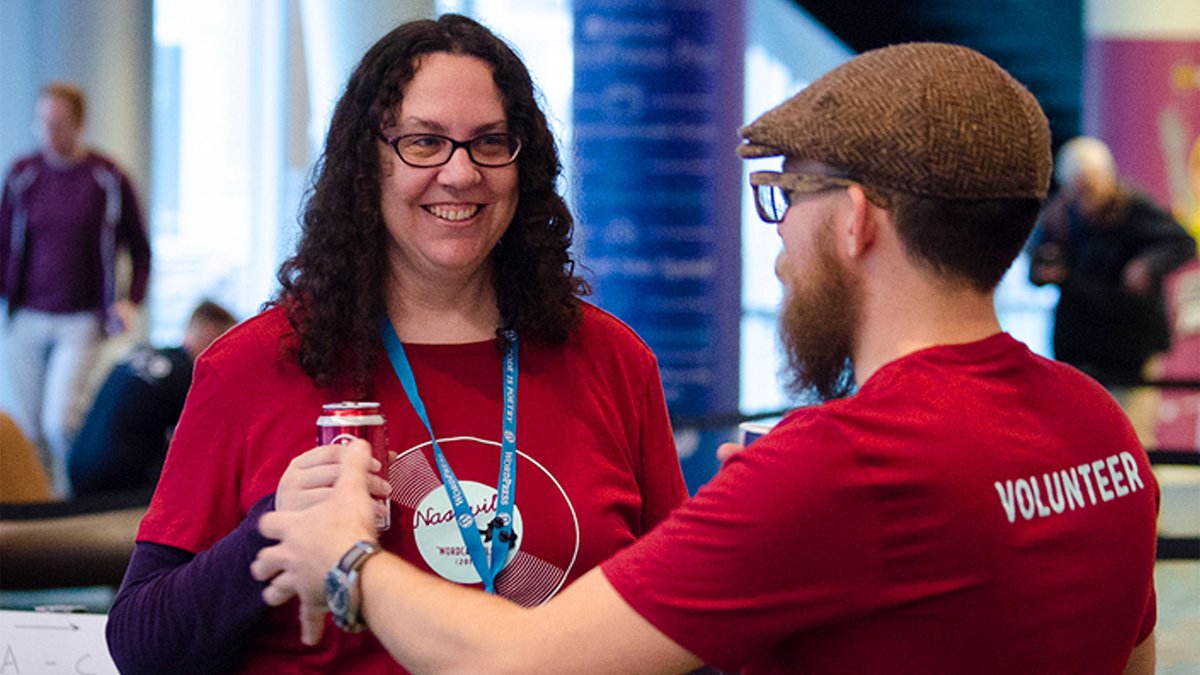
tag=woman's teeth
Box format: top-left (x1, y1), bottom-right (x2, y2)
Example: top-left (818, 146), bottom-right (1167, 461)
top-left (426, 205), bottom-right (480, 221)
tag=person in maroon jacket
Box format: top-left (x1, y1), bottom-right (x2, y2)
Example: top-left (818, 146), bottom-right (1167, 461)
top-left (0, 81), bottom-right (151, 499)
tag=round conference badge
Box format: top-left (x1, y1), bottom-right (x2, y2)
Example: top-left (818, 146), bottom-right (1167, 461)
top-left (414, 480), bottom-right (526, 583)
top-left (390, 436), bottom-right (580, 606)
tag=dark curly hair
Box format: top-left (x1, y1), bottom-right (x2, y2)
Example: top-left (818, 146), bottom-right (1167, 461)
top-left (272, 14), bottom-right (587, 396)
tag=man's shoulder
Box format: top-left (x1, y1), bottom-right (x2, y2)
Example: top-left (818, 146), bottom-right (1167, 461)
top-left (4, 153), bottom-right (43, 187)
top-left (7, 152), bottom-right (42, 170)
top-left (853, 334), bottom-right (1118, 425)
top-left (766, 403), bottom-right (853, 450)
top-left (112, 345), bottom-right (191, 387)
top-left (1119, 190), bottom-right (1168, 217)
top-left (1115, 190), bottom-right (1194, 237)
top-left (81, 151), bottom-right (134, 181)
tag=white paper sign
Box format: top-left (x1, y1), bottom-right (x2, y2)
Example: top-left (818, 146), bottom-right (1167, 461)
top-left (0, 610), bottom-right (117, 674)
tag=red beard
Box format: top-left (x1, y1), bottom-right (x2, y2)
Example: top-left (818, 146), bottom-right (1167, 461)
top-left (777, 216), bottom-right (860, 401)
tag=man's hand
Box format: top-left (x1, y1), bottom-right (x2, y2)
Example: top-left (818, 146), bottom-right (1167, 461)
top-left (252, 440), bottom-right (380, 645)
top-left (109, 299), bottom-right (140, 334)
top-left (716, 442), bottom-right (745, 464)
top-left (106, 297), bottom-right (139, 331)
top-left (1029, 244), bottom-right (1067, 286)
top-left (1122, 258), bottom-right (1153, 296)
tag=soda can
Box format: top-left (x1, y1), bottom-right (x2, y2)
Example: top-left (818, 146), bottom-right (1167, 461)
top-left (318, 401), bottom-right (390, 531)
top-left (738, 421), bottom-right (774, 447)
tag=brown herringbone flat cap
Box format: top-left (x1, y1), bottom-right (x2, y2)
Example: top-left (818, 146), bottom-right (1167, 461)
top-left (739, 42), bottom-right (1051, 200)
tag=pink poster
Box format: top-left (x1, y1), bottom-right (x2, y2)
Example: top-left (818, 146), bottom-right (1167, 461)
top-left (1085, 37), bottom-right (1200, 452)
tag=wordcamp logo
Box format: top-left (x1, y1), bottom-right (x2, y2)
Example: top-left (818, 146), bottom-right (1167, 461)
top-left (413, 481), bottom-right (525, 584)
top-left (391, 435), bottom-right (580, 604)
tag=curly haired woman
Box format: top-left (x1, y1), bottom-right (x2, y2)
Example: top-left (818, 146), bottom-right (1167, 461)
top-left (107, 14), bottom-right (686, 673)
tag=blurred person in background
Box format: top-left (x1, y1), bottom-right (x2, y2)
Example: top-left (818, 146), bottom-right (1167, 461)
top-left (69, 300), bottom-right (237, 499)
top-left (106, 14), bottom-right (686, 674)
top-left (0, 81), bottom-right (152, 499)
top-left (1028, 136), bottom-right (1195, 389)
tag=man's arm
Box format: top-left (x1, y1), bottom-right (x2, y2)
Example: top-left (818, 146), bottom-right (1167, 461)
top-left (1123, 632), bottom-right (1155, 675)
top-left (1126, 199), bottom-right (1197, 282)
top-left (253, 441), bottom-right (703, 675)
top-left (1027, 196), bottom-right (1071, 287)
top-left (116, 170), bottom-right (151, 305)
top-left (1, 169), bottom-right (16, 299)
top-left (362, 555), bottom-right (700, 674)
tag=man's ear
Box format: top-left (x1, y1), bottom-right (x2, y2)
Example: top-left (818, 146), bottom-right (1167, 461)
top-left (842, 184), bottom-right (877, 258)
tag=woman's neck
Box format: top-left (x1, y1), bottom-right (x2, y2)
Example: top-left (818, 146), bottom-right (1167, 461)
top-left (384, 267), bottom-right (500, 344)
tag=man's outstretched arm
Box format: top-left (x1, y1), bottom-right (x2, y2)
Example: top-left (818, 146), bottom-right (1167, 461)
top-left (251, 440), bottom-right (703, 675)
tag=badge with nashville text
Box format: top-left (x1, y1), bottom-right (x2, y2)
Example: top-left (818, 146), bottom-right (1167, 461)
top-left (389, 436), bottom-right (580, 607)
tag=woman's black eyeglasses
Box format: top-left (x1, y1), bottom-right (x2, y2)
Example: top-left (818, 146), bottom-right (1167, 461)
top-left (377, 132), bottom-right (523, 168)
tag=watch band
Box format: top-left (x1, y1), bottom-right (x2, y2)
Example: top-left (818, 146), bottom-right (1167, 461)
top-left (338, 540), bottom-right (382, 575)
top-left (326, 540), bottom-right (382, 632)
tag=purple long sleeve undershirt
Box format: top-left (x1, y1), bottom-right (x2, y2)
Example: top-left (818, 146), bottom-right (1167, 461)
top-left (106, 494), bottom-right (277, 674)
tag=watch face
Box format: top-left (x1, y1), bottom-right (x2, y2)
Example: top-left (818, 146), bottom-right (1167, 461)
top-left (325, 570), bottom-right (350, 618)
top-left (325, 541), bottom-right (379, 632)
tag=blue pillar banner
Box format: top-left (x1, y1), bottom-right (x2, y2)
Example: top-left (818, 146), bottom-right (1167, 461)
top-left (573, 1), bottom-right (744, 491)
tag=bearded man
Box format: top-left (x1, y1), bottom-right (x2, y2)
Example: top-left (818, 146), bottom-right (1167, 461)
top-left (251, 43), bottom-right (1159, 675)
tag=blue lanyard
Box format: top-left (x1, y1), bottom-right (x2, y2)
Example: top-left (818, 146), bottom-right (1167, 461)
top-left (380, 317), bottom-right (518, 593)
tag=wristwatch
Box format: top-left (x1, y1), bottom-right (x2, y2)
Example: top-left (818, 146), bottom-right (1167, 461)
top-left (325, 540), bottom-right (382, 632)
